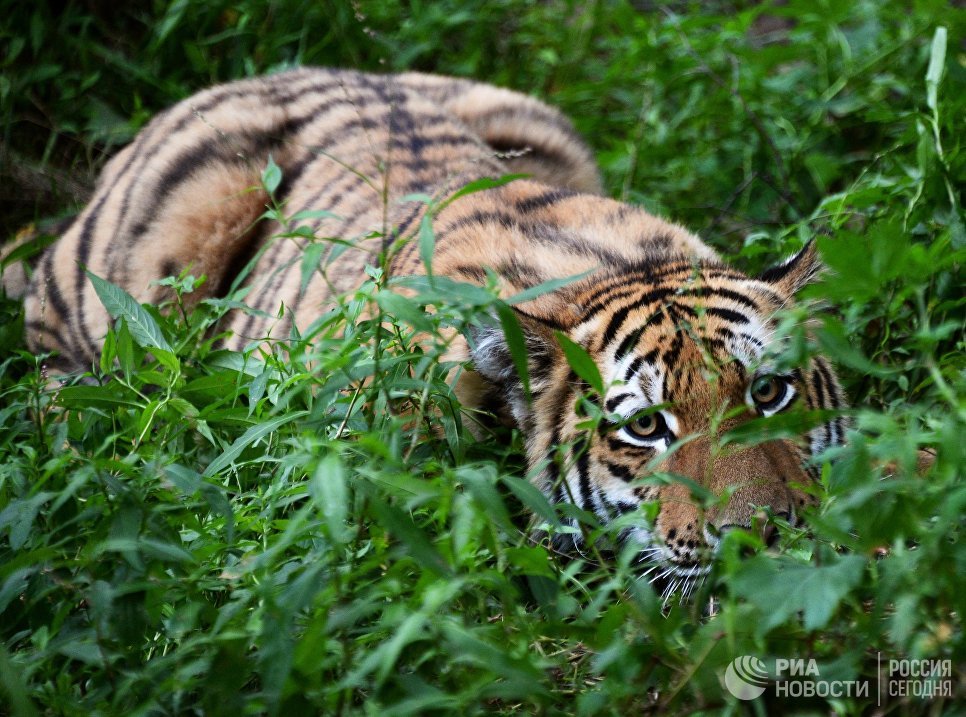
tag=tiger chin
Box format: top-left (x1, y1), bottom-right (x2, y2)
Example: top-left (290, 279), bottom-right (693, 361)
top-left (4, 68), bottom-right (847, 597)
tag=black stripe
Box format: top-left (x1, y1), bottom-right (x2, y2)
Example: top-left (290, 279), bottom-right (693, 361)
top-left (639, 308), bottom-right (671, 336)
top-left (606, 436), bottom-right (652, 457)
top-left (660, 329), bottom-right (685, 373)
top-left (704, 269), bottom-right (747, 282)
top-left (582, 286), bottom-right (673, 322)
top-left (576, 450), bottom-right (594, 512)
top-left (577, 261), bottom-right (690, 308)
top-left (670, 302), bottom-right (698, 319)
top-left (605, 393), bottom-right (633, 413)
top-left (578, 287), bottom-right (647, 320)
top-left (605, 460), bottom-right (635, 483)
top-left (705, 306), bottom-right (749, 324)
top-left (758, 241), bottom-right (814, 283)
top-left (24, 319), bottom-right (71, 358)
top-left (750, 285), bottom-right (785, 306)
top-left (497, 258), bottom-right (544, 289)
top-left (601, 304), bottom-right (634, 349)
top-left (544, 396), bottom-right (567, 504)
top-left (813, 358), bottom-right (841, 409)
top-left (448, 264), bottom-right (488, 283)
top-left (436, 209), bottom-right (517, 242)
top-left (809, 361), bottom-right (833, 449)
top-left (73, 193), bottom-right (113, 361)
top-left (813, 358), bottom-right (845, 446)
top-left (675, 286), bottom-right (759, 311)
top-left (624, 356), bottom-right (644, 382)
top-left (614, 326), bottom-right (644, 361)
top-left (738, 332), bottom-right (764, 348)
top-left (595, 489), bottom-right (619, 521)
top-left (642, 232), bottom-right (673, 249)
top-left (110, 73), bottom-right (347, 255)
top-left (36, 249), bottom-right (71, 327)
top-left (514, 308), bottom-right (569, 332)
top-left (598, 287), bottom-right (676, 348)
top-left (393, 201), bottom-right (427, 240)
top-left (514, 189), bottom-right (577, 213)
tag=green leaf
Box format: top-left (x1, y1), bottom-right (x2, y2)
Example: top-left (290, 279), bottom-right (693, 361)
top-left (289, 208), bottom-right (340, 222)
top-left (0, 568), bottom-right (35, 615)
top-left (501, 474), bottom-right (559, 527)
top-left (165, 464), bottom-right (234, 543)
top-left (56, 385), bottom-right (141, 409)
top-left (495, 304), bottom-right (531, 397)
top-left (399, 192), bottom-right (434, 204)
top-left (86, 270), bottom-right (173, 353)
top-left (0, 230), bottom-right (57, 269)
top-left (731, 554), bottom-right (866, 633)
top-left (555, 332), bottom-right (603, 395)
top-left (458, 467), bottom-right (513, 533)
top-left (300, 242), bottom-right (326, 293)
top-left (0, 643), bottom-right (39, 716)
top-left (505, 269), bottom-right (592, 305)
top-left (152, 347), bottom-right (180, 374)
top-left (309, 453), bottom-right (349, 542)
top-left (375, 291), bottom-right (434, 332)
top-left (203, 411), bottom-right (308, 477)
top-left (418, 213), bottom-right (435, 276)
top-left (719, 409), bottom-right (843, 448)
top-left (435, 174), bottom-right (527, 213)
top-left (505, 546), bottom-right (554, 578)
top-left (925, 27), bottom-right (946, 113)
top-left (97, 538), bottom-right (196, 564)
top-left (0, 493), bottom-right (53, 550)
top-left (261, 155), bottom-right (282, 194)
top-left (368, 499), bottom-right (450, 576)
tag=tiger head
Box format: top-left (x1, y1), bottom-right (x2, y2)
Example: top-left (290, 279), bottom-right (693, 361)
top-left (470, 241), bottom-right (847, 592)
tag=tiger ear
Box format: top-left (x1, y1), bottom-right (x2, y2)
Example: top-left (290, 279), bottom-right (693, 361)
top-left (757, 240), bottom-right (822, 295)
top-left (468, 310), bottom-right (561, 426)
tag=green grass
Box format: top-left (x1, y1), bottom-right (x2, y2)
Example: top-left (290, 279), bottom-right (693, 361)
top-left (0, 1), bottom-right (963, 714)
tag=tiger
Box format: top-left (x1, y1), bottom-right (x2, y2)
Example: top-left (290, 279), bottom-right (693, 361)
top-left (1, 68), bottom-right (847, 594)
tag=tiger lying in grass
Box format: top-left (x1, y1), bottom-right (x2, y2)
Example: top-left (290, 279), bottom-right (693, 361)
top-left (3, 68), bottom-right (846, 595)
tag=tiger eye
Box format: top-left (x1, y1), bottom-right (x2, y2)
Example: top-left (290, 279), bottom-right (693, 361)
top-left (636, 415), bottom-right (658, 435)
top-left (752, 376), bottom-right (783, 405)
top-left (629, 413), bottom-right (665, 439)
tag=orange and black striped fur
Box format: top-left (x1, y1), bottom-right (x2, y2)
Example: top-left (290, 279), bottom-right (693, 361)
top-left (4, 68), bottom-right (847, 592)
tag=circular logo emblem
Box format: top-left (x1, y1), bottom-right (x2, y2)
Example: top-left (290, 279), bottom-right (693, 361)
top-left (725, 656), bottom-right (769, 700)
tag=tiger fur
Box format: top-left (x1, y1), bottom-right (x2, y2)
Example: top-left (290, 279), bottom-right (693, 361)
top-left (4, 68), bottom-right (847, 590)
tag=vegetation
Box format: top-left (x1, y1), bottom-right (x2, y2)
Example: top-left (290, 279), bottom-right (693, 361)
top-left (0, 1), bottom-right (962, 714)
